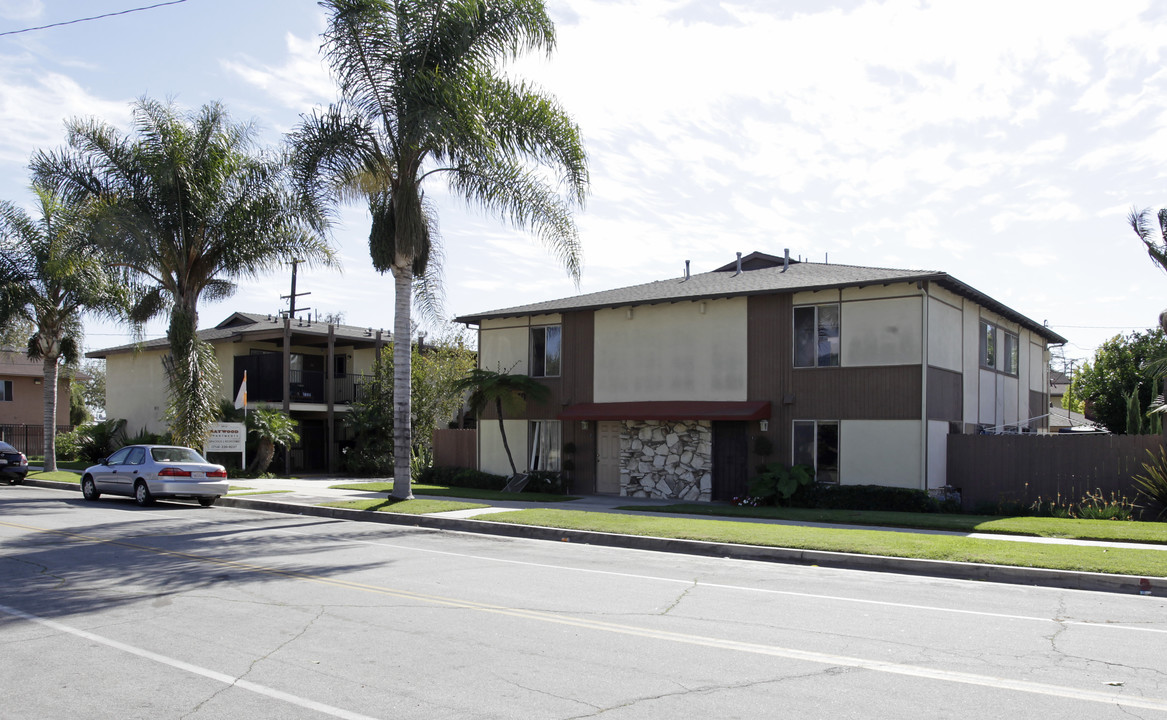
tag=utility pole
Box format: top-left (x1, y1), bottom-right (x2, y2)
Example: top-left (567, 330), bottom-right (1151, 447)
top-left (281, 259), bottom-right (311, 318)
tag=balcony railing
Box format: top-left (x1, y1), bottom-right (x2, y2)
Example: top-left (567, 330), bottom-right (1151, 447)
top-left (234, 355), bottom-right (373, 406)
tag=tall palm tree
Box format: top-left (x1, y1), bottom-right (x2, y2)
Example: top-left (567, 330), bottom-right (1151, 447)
top-left (293, 0), bottom-right (588, 499)
top-left (453, 367), bottom-right (550, 477)
top-left (0, 186), bottom-right (125, 471)
top-left (31, 98), bottom-right (334, 448)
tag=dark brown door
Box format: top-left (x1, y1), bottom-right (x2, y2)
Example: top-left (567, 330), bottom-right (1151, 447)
top-left (712, 421), bottom-right (749, 501)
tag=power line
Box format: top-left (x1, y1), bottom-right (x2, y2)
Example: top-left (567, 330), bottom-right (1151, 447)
top-left (0, 0), bottom-right (188, 38)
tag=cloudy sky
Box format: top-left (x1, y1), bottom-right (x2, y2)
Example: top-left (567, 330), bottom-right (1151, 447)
top-left (3, 0), bottom-right (1167, 370)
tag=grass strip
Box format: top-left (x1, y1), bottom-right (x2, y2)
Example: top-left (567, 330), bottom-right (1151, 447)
top-left (229, 490), bottom-right (291, 496)
top-left (480, 508), bottom-right (1167, 576)
top-left (27, 471), bottom-right (80, 483)
top-left (29, 459), bottom-right (89, 471)
top-left (625, 504), bottom-right (1167, 545)
top-left (321, 497), bottom-right (490, 515)
top-left (329, 482), bottom-right (580, 503)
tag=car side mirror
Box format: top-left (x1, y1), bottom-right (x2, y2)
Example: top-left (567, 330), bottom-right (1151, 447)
top-left (100, 458), bottom-right (109, 466)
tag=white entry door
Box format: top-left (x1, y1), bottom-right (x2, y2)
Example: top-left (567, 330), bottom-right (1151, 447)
top-left (596, 421), bottom-right (621, 494)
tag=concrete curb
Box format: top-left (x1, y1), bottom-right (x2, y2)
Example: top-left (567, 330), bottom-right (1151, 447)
top-left (22, 478), bottom-right (1164, 596)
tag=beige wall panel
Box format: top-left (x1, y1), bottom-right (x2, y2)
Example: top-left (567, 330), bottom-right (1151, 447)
top-left (1003, 375), bottom-right (1019, 425)
top-left (792, 289), bottom-right (842, 305)
top-left (593, 299), bottom-right (748, 403)
top-left (479, 326), bottom-right (530, 374)
top-left (1028, 339), bottom-right (1045, 388)
top-left (928, 284), bottom-right (964, 308)
top-left (478, 419), bottom-right (528, 476)
top-left (927, 420), bottom-right (949, 488)
top-left (105, 351), bottom-right (169, 434)
top-left (978, 368), bottom-right (997, 425)
top-left (839, 419), bottom-right (921, 489)
top-left (0, 375), bottom-right (71, 426)
top-left (927, 297), bottom-right (963, 372)
top-left (840, 297), bottom-right (922, 367)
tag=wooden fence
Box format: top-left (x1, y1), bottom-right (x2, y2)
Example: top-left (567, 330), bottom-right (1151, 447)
top-left (947, 433), bottom-right (1163, 511)
top-left (433, 429), bottom-right (477, 470)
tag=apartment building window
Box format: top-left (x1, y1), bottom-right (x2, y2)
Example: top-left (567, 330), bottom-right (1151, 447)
top-left (529, 420), bottom-right (561, 471)
top-left (0, 380), bottom-right (10, 402)
top-left (793, 420), bottom-right (839, 483)
top-left (979, 320), bottom-right (995, 369)
top-left (794, 304), bottom-right (840, 368)
top-left (1003, 331), bottom-right (1019, 376)
top-left (531, 325), bottom-right (561, 377)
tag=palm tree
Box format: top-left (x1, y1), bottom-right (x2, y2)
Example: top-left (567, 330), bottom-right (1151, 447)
top-left (293, 0), bottom-right (588, 499)
top-left (31, 98), bottom-right (334, 448)
top-left (0, 186), bottom-right (125, 471)
top-left (453, 367), bottom-right (550, 477)
top-left (247, 408), bottom-right (300, 475)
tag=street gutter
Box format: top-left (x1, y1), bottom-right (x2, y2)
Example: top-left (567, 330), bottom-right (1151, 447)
top-left (23, 478), bottom-right (1164, 596)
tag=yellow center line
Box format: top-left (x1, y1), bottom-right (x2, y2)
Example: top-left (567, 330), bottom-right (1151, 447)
top-left (5, 519), bottom-right (1166, 713)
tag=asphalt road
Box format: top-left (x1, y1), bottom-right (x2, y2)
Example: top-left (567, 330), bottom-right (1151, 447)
top-left (2, 485), bottom-right (1166, 719)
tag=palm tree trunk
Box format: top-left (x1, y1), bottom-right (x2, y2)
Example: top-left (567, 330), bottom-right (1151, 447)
top-left (391, 263), bottom-right (414, 499)
top-left (496, 396), bottom-right (517, 476)
top-left (42, 355), bottom-right (58, 473)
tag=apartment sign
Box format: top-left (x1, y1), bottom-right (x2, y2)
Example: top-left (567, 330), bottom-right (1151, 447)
top-left (207, 422), bottom-right (245, 453)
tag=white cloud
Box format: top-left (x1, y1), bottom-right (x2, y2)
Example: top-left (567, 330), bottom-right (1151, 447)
top-left (221, 32), bottom-right (334, 111)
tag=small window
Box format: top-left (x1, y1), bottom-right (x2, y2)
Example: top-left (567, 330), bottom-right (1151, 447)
top-left (794, 304), bottom-right (840, 368)
top-left (529, 420), bottom-right (561, 471)
top-left (125, 447), bottom-right (146, 466)
top-left (793, 420), bottom-right (839, 483)
top-left (979, 321), bottom-right (996, 369)
top-left (531, 326), bottom-right (562, 378)
top-left (1003, 332), bottom-right (1018, 376)
top-left (106, 447), bottom-right (132, 465)
top-left (0, 380), bottom-right (10, 402)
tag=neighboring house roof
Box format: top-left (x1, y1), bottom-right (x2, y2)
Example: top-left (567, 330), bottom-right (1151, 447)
top-left (454, 251), bottom-right (1067, 345)
top-left (0, 350), bottom-right (87, 380)
top-left (87, 312), bottom-right (390, 359)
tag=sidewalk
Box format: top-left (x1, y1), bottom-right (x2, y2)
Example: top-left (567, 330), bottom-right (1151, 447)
top-left (21, 472), bottom-right (1167, 595)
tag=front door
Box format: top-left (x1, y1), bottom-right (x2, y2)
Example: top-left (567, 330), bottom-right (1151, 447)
top-left (595, 421), bottom-right (621, 494)
top-left (712, 421), bottom-right (749, 501)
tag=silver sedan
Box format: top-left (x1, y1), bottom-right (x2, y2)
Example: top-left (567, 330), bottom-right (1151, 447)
top-left (81, 445), bottom-right (229, 507)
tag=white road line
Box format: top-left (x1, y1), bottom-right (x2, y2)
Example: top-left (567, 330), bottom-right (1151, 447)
top-left (0, 603), bottom-right (381, 720)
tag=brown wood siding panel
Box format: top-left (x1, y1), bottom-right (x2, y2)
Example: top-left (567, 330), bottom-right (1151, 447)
top-left (1030, 390), bottom-right (1048, 431)
top-left (927, 366), bottom-right (962, 422)
top-left (747, 294), bottom-right (792, 469)
top-left (561, 310), bottom-right (595, 493)
top-left (948, 434), bottom-right (1162, 511)
top-left (792, 365), bottom-right (921, 419)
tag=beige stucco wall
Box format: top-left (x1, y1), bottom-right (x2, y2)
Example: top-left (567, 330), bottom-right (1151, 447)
top-left (840, 296), bottom-right (922, 366)
top-left (926, 420), bottom-right (948, 489)
top-left (478, 418), bottom-right (527, 476)
top-left (104, 350), bottom-right (170, 435)
top-left (478, 314), bottom-right (562, 374)
top-left (0, 375), bottom-right (71, 426)
top-left (927, 295), bottom-right (963, 372)
top-left (593, 298), bottom-right (747, 403)
top-left (839, 419), bottom-right (921, 489)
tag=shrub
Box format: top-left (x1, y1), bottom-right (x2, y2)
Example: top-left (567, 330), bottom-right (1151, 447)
top-left (76, 418), bottom-right (128, 464)
top-left (417, 465), bottom-right (508, 490)
top-left (1133, 448), bottom-right (1167, 520)
top-left (792, 483), bottom-right (940, 513)
top-left (748, 463), bottom-right (814, 505)
top-left (523, 470), bottom-right (566, 494)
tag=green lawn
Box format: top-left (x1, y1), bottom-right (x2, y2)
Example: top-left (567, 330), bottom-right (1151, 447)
top-left (480, 508), bottom-right (1167, 576)
top-left (329, 482), bottom-right (580, 503)
top-left (28, 470), bottom-right (80, 483)
top-left (624, 504), bottom-right (1167, 545)
top-left (321, 497), bottom-right (491, 515)
top-left (29, 459), bottom-right (88, 471)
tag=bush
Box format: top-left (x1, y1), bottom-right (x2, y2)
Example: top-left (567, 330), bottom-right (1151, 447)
top-left (54, 427), bottom-right (84, 461)
top-left (75, 418), bottom-right (128, 464)
top-left (1133, 448), bottom-right (1167, 520)
top-left (748, 463), bottom-right (814, 505)
top-left (523, 470), bottom-right (567, 494)
top-left (791, 483), bottom-right (940, 513)
top-left (417, 465), bottom-right (508, 490)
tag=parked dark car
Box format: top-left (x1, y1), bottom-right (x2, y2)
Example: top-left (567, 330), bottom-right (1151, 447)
top-left (0, 441), bottom-right (28, 484)
top-left (81, 445), bottom-right (228, 507)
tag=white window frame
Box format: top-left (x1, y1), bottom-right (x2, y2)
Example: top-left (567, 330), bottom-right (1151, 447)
top-left (528, 420), bottom-right (561, 472)
top-left (793, 304), bottom-right (841, 368)
top-left (792, 420), bottom-right (839, 483)
top-left (530, 325), bottom-right (562, 378)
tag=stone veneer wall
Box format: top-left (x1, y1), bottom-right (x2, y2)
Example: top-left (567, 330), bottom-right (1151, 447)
top-left (620, 420), bottom-right (712, 501)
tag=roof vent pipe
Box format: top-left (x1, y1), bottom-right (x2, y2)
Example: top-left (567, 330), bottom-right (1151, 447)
top-left (733, 252), bottom-right (742, 277)
top-left (684, 260), bottom-right (690, 280)
top-left (782, 248), bottom-right (789, 273)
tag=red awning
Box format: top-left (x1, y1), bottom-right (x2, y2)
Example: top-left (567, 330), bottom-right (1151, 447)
top-left (558, 401), bottom-right (771, 422)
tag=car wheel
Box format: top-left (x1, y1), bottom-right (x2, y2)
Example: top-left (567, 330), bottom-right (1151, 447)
top-left (81, 476), bottom-right (100, 501)
top-left (197, 496), bottom-right (217, 507)
top-left (134, 481), bottom-right (154, 507)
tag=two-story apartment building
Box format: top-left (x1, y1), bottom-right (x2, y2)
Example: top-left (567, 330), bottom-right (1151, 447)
top-left (455, 252), bottom-right (1066, 501)
top-left (88, 312), bottom-right (389, 473)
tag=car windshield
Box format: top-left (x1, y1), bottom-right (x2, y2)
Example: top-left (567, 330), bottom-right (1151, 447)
top-left (150, 447), bottom-right (207, 464)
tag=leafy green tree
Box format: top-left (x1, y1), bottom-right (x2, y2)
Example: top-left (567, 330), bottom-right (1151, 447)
top-left (31, 98), bottom-right (333, 448)
top-left (411, 332), bottom-right (476, 450)
top-left (0, 186), bottom-right (125, 471)
top-left (293, 0), bottom-right (588, 499)
top-left (1065, 328), bottom-right (1167, 433)
top-left (453, 367), bottom-right (550, 477)
top-left (343, 355), bottom-right (395, 476)
top-left (247, 408), bottom-right (300, 475)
